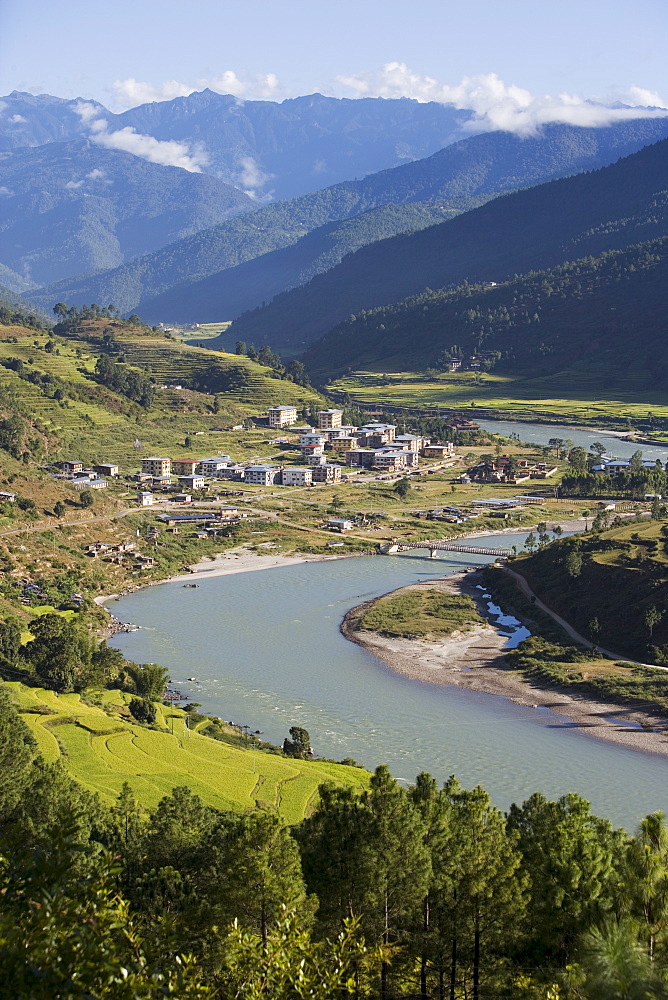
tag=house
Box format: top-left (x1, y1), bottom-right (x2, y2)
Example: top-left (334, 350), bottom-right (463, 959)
top-left (137, 491), bottom-right (154, 506)
top-left (244, 465), bottom-right (281, 486)
top-left (329, 436), bottom-right (358, 453)
top-left (71, 477), bottom-right (107, 490)
top-left (280, 467), bottom-right (313, 487)
top-left (61, 460), bottom-right (84, 475)
top-left (151, 475), bottom-right (174, 490)
top-left (173, 493), bottom-right (193, 503)
top-left (305, 453), bottom-right (328, 466)
top-left (217, 506), bottom-right (241, 519)
top-left (113, 541), bottom-right (136, 553)
top-left (301, 442), bottom-right (325, 459)
top-left (299, 433), bottom-right (326, 447)
top-left (217, 464), bottom-right (246, 480)
top-left (0, 491), bottom-right (17, 502)
top-left (198, 456), bottom-right (232, 476)
top-left (142, 457), bottom-right (171, 476)
top-left (311, 464), bottom-right (343, 483)
top-left (93, 463), bottom-right (119, 477)
top-left (268, 405), bottom-right (298, 428)
top-left (328, 517), bottom-right (354, 532)
top-left (345, 449), bottom-right (376, 468)
top-left (317, 409), bottom-right (343, 429)
top-left (178, 475), bottom-right (206, 491)
top-left (421, 443), bottom-right (454, 459)
top-left (393, 434), bottom-right (423, 452)
top-left (355, 423), bottom-right (396, 446)
top-left (172, 459), bottom-right (199, 476)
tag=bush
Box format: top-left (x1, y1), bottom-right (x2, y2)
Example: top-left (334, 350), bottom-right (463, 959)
top-left (128, 697), bottom-right (156, 725)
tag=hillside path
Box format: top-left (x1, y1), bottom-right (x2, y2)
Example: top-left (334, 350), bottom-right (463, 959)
top-left (501, 565), bottom-right (666, 671)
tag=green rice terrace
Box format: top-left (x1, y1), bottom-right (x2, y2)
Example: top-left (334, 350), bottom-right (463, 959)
top-left (6, 680), bottom-right (369, 822)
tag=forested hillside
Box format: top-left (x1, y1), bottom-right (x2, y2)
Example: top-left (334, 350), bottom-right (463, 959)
top-left (141, 201), bottom-right (454, 328)
top-left (32, 120), bottom-right (668, 317)
top-left (231, 137), bottom-right (668, 353)
top-left (0, 140), bottom-right (254, 288)
top-left (303, 238), bottom-right (668, 384)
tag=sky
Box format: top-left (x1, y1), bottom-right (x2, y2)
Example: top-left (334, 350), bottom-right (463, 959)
top-left (1, 0), bottom-right (667, 115)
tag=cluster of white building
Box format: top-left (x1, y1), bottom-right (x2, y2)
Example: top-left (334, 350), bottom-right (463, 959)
top-left (54, 459), bottom-right (120, 491)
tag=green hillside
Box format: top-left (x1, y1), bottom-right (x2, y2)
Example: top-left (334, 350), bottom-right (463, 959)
top-left (0, 308), bottom-right (325, 466)
top-left (141, 201), bottom-right (454, 332)
top-left (509, 519), bottom-right (668, 665)
top-left (6, 680), bottom-right (369, 820)
top-left (304, 238), bottom-right (668, 388)
top-left (230, 137), bottom-right (668, 354)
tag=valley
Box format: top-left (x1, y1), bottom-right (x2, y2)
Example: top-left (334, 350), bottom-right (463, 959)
top-left (3, 61), bottom-right (668, 996)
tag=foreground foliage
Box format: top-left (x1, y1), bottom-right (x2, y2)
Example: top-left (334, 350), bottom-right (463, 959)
top-left (1, 685), bottom-right (668, 998)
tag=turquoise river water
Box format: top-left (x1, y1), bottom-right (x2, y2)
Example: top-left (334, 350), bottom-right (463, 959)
top-left (109, 532), bottom-right (667, 831)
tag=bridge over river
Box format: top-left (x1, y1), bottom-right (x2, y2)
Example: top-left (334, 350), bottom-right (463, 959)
top-left (379, 539), bottom-right (512, 557)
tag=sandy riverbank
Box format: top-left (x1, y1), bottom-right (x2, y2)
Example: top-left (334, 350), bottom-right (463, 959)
top-left (94, 544), bottom-right (348, 607)
top-left (342, 571), bottom-right (668, 757)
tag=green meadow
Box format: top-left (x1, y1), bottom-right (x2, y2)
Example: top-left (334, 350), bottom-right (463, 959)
top-left (329, 367), bottom-right (668, 430)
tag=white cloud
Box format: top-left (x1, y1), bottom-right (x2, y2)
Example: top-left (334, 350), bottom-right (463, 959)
top-left (94, 126), bottom-right (208, 172)
top-left (337, 64), bottom-right (668, 135)
top-left (624, 86), bottom-right (668, 108)
top-left (8, 114), bottom-right (26, 124)
top-left (65, 179), bottom-right (84, 189)
top-left (237, 156), bottom-right (273, 200)
top-left (0, 185), bottom-right (13, 196)
top-left (110, 71), bottom-right (282, 110)
top-left (86, 168), bottom-right (109, 181)
top-left (73, 100), bottom-right (208, 172)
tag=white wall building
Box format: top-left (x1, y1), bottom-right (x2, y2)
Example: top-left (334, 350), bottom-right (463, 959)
top-left (244, 465), bottom-right (281, 485)
top-left (268, 406), bottom-right (298, 428)
top-left (197, 456), bottom-right (233, 476)
top-left (280, 467), bottom-right (313, 487)
top-left (141, 457), bottom-right (172, 476)
top-left (317, 409), bottom-right (343, 429)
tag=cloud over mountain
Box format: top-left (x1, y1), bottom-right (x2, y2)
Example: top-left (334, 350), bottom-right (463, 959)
top-left (337, 64), bottom-right (668, 135)
top-left (74, 101), bottom-right (208, 172)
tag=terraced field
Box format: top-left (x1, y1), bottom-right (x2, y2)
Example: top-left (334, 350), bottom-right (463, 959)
top-left (7, 681), bottom-right (368, 822)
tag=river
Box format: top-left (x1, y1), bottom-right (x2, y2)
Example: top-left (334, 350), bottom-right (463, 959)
top-left (476, 418), bottom-right (668, 461)
top-left (109, 529), bottom-right (666, 831)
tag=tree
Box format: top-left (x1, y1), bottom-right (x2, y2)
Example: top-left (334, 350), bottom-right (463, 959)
top-left (645, 606), bottom-right (663, 640)
top-left (125, 662), bottom-right (169, 701)
top-left (0, 618), bottom-right (22, 665)
top-left (566, 550), bottom-right (583, 578)
top-left (79, 489), bottom-right (94, 508)
top-left (128, 697), bottom-right (156, 725)
top-left (394, 477), bottom-right (412, 500)
top-left (24, 614), bottom-right (92, 692)
top-left (283, 726), bottom-right (312, 759)
top-left (202, 812), bottom-right (310, 942)
top-left (525, 532), bottom-right (537, 553)
top-left (507, 791), bottom-right (622, 967)
top-left (53, 500), bottom-right (66, 518)
top-left (223, 906), bottom-right (369, 1000)
top-left (625, 812), bottom-right (668, 961)
top-left (53, 302), bottom-right (68, 319)
top-left (235, 340), bottom-right (247, 355)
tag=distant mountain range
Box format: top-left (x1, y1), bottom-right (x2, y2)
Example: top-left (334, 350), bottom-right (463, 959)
top-left (0, 139), bottom-right (254, 287)
top-left (0, 89), bottom-right (472, 199)
top-left (30, 118), bottom-right (668, 320)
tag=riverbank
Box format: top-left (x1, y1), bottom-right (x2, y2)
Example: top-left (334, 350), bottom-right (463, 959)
top-left (342, 571), bottom-right (668, 757)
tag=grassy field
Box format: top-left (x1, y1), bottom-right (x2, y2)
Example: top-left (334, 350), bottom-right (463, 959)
top-left (6, 680), bottom-right (369, 821)
top-left (328, 368), bottom-right (668, 431)
top-left (360, 589), bottom-right (481, 638)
